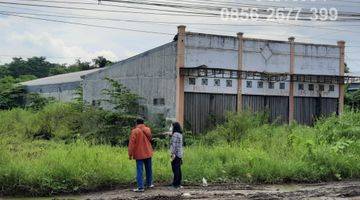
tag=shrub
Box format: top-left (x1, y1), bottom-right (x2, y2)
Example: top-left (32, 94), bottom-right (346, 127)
top-left (315, 111), bottom-right (360, 144)
top-left (25, 93), bottom-right (54, 111)
top-left (0, 102), bottom-right (167, 146)
top-left (102, 78), bottom-right (142, 115)
top-left (0, 104), bottom-right (359, 196)
top-left (203, 111), bottom-right (268, 145)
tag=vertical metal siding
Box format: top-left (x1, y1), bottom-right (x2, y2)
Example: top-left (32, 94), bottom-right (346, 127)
top-left (242, 95), bottom-right (265, 113)
top-left (266, 96), bottom-right (289, 124)
top-left (184, 92), bottom-right (237, 134)
top-left (321, 98), bottom-right (339, 116)
top-left (242, 95), bottom-right (289, 124)
top-left (294, 97), bottom-right (338, 125)
top-left (185, 94), bottom-right (338, 133)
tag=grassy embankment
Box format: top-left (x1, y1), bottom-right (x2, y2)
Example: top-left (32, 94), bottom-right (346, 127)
top-left (0, 103), bottom-right (359, 196)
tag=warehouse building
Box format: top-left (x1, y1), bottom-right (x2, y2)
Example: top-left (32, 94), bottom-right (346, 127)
top-left (21, 68), bottom-right (101, 102)
top-left (82, 26), bottom-right (346, 133)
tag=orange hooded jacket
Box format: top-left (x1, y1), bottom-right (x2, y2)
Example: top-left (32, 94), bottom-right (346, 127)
top-left (128, 124), bottom-right (153, 160)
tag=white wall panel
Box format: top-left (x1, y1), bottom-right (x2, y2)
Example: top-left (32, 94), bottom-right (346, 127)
top-left (185, 47), bottom-right (238, 69)
top-left (183, 33), bottom-right (341, 98)
top-left (243, 40), bottom-right (290, 73)
top-left (294, 44), bottom-right (340, 75)
top-left (185, 33), bottom-right (237, 50)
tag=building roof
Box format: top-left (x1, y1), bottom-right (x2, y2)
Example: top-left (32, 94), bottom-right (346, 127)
top-left (82, 41), bottom-right (176, 80)
top-left (20, 68), bottom-right (102, 86)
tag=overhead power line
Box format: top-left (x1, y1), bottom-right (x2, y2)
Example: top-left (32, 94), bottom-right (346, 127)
top-left (2, 9), bottom-right (360, 34)
top-left (3, 0), bottom-right (360, 21)
top-left (1, 10), bottom-right (360, 43)
top-left (1, 0), bottom-right (360, 44)
top-left (16, 0), bottom-right (224, 16)
top-left (0, 10), bottom-right (249, 26)
top-left (101, 0), bottom-right (360, 19)
top-left (2, 2), bottom-right (360, 28)
top-left (0, 1), bottom-right (218, 17)
top-left (331, 0), bottom-right (360, 5)
top-left (0, 12), bottom-right (174, 35)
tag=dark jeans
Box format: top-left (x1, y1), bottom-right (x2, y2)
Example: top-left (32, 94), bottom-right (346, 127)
top-left (136, 157), bottom-right (152, 189)
top-left (171, 156), bottom-right (182, 187)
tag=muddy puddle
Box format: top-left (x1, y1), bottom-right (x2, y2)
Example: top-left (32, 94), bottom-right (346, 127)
top-left (2, 181), bottom-right (359, 200)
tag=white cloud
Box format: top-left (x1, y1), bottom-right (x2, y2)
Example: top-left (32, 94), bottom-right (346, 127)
top-left (4, 32), bottom-right (120, 64)
top-left (87, 50), bottom-right (118, 62)
top-left (0, 19), bottom-right (10, 28)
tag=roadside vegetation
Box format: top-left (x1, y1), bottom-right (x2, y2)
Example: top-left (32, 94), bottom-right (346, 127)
top-left (0, 57), bottom-right (359, 196)
top-left (0, 104), bottom-right (359, 196)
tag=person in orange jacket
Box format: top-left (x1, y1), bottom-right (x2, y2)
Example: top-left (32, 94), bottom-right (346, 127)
top-left (128, 118), bottom-right (154, 192)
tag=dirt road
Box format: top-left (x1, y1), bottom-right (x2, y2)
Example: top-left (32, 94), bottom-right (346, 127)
top-left (2, 181), bottom-right (359, 200)
top-left (81, 181), bottom-right (360, 200)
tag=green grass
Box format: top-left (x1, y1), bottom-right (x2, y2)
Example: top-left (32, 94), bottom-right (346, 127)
top-left (0, 130), bottom-right (359, 196)
top-left (0, 104), bottom-right (359, 196)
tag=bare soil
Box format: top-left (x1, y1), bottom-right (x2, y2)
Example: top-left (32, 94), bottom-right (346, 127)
top-left (3, 181), bottom-right (359, 200)
top-left (81, 181), bottom-right (360, 200)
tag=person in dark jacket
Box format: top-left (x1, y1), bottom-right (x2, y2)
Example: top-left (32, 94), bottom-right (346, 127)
top-left (169, 122), bottom-right (183, 188)
top-left (128, 118), bottom-right (154, 192)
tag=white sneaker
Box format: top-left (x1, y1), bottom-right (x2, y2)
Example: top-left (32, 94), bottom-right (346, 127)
top-left (132, 188), bottom-right (145, 192)
top-left (147, 184), bottom-right (155, 189)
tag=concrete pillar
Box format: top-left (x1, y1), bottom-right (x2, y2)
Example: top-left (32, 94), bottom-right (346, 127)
top-left (288, 37), bottom-right (295, 123)
top-left (175, 25), bottom-right (186, 126)
top-left (338, 40), bottom-right (345, 115)
top-left (237, 32), bottom-right (244, 112)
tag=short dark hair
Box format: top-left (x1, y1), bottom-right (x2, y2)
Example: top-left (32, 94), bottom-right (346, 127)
top-left (136, 118), bottom-right (144, 125)
top-left (172, 122), bottom-right (182, 134)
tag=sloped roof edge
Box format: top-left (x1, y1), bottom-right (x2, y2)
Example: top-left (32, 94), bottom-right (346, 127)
top-left (20, 68), bottom-right (102, 86)
top-left (82, 41), bottom-right (177, 79)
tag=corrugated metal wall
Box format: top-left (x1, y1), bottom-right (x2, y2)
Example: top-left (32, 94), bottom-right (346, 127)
top-left (294, 97), bottom-right (338, 125)
top-left (82, 42), bottom-right (178, 119)
top-left (185, 93), bottom-right (338, 133)
top-left (242, 95), bottom-right (289, 124)
top-left (184, 92), bottom-right (237, 133)
top-left (25, 82), bottom-right (80, 102)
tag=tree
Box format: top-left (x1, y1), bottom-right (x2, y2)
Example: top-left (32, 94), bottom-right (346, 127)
top-left (7, 57), bottom-right (57, 78)
top-left (25, 93), bottom-right (54, 111)
top-left (345, 81), bottom-right (360, 110)
top-left (0, 65), bottom-right (9, 78)
top-left (345, 62), bottom-right (350, 73)
top-left (68, 59), bottom-right (92, 72)
top-left (49, 64), bottom-right (69, 75)
top-left (102, 78), bottom-right (141, 115)
top-left (0, 76), bottom-right (26, 109)
top-left (93, 56), bottom-right (113, 68)
top-left (0, 75), bottom-right (52, 110)
top-left (74, 86), bottom-right (83, 102)
top-left (17, 75), bottom-right (37, 82)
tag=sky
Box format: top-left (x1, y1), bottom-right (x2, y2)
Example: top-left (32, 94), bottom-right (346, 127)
top-left (0, 0), bottom-right (359, 72)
